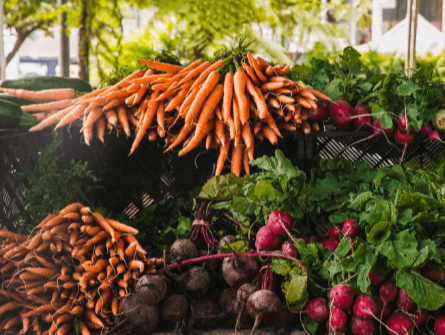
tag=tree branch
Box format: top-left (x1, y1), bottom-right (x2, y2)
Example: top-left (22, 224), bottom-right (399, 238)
top-left (6, 24), bottom-right (41, 65)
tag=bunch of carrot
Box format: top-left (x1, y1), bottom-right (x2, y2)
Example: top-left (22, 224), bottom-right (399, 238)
top-left (4, 53), bottom-right (330, 177)
top-left (0, 203), bottom-right (162, 334)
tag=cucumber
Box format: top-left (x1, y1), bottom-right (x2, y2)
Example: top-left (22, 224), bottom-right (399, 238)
top-left (0, 77), bottom-right (93, 93)
top-left (0, 93), bottom-right (34, 106)
top-left (19, 112), bottom-right (37, 126)
top-left (0, 99), bottom-right (22, 127)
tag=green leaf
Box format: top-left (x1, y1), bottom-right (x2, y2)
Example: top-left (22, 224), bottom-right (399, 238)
top-left (198, 174), bottom-right (244, 200)
top-left (349, 191), bottom-right (372, 210)
top-left (323, 78), bottom-right (342, 101)
top-left (396, 269), bottom-right (445, 311)
top-left (397, 82), bottom-right (420, 96)
top-left (376, 230), bottom-right (418, 268)
top-left (367, 221), bottom-right (392, 245)
top-left (230, 196), bottom-right (260, 216)
top-left (219, 241), bottom-right (248, 254)
top-left (302, 315), bottom-right (319, 335)
top-left (176, 217), bottom-right (192, 238)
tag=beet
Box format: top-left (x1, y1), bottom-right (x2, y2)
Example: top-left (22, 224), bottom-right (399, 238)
top-left (387, 311), bottom-right (414, 335)
top-left (120, 294), bottom-right (159, 332)
top-left (330, 284), bottom-right (355, 310)
top-left (236, 283), bottom-right (259, 330)
top-left (198, 250), bottom-right (219, 271)
top-left (327, 225), bottom-right (342, 239)
top-left (217, 235), bottom-right (237, 254)
top-left (352, 104), bottom-right (371, 129)
top-left (246, 290), bottom-right (293, 333)
top-left (164, 266), bottom-right (210, 298)
top-left (267, 210), bottom-right (294, 237)
top-left (281, 241), bottom-right (299, 258)
top-left (350, 315), bottom-right (377, 335)
top-left (330, 100), bottom-right (353, 131)
top-left (396, 288), bottom-right (415, 312)
top-left (307, 297), bottom-right (329, 322)
top-left (160, 294), bottom-right (188, 325)
top-left (218, 288), bottom-right (254, 329)
top-left (311, 100), bottom-right (330, 122)
top-left (328, 307), bottom-right (348, 331)
top-left (170, 239), bottom-right (198, 264)
top-left (135, 275), bottom-right (167, 306)
top-left (421, 264), bottom-right (445, 282)
top-left (353, 295), bottom-right (378, 319)
top-left (255, 225), bottom-right (281, 251)
top-left (435, 315), bottom-right (445, 335)
top-left (322, 237), bottom-right (339, 252)
top-left (367, 270), bottom-right (386, 287)
top-left (222, 254), bottom-right (259, 288)
top-left (412, 308), bottom-right (429, 326)
top-left (190, 298), bottom-right (222, 329)
top-left (342, 220), bottom-right (359, 238)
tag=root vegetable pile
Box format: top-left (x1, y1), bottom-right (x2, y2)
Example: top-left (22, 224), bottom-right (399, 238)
top-left (0, 203), bottom-right (162, 334)
top-left (7, 54), bottom-right (330, 177)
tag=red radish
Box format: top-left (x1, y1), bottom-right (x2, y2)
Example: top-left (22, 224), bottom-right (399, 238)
top-left (255, 226), bottom-right (281, 251)
top-left (311, 100), bottom-right (331, 122)
top-left (412, 308), bottom-right (430, 326)
top-left (322, 238), bottom-right (339, 252)
top-left (367, 270), bottom-right (386, 287)
top-left (418, 123), bottom-right (433, 135)
top-left (397, 116), bottom-right (410, 132)
top-left (246, 290), bottom-right (293, 333)
top-left (429, 130), bottom-right (444, 143)
top-left (386, 311), bottom-right (414, 335)
top-left (435, 315), bottom-right (445, 335)
top-left (394, 128), bottom-right (415, 163)
top-left (328, 307), bottom-right (348, 330)
top-left (281, 241), bottom-right (298, 258)
top-left (435, 309), bottom-right (445, 318)
top-left (353, 295), bottom-right (378, 319)
top-left (342, 220), bottom-right (359, 238)
top-left (330, 284), bottom-right (355, 310)
top-left (396, 289), bottom-right (415, 312)
top-left (352, 104), bottom-right (372, 129)
top-left (267, 210), bottom-right (294, 237)
top-left (326, 320), bottom-right (348, 334)
top-left (307, 297), bottom-right (329, 322)
top-left (330, 100), bottom-right (353, 131)
top-left (373, 298), bottom-right (390, 319)
top-left (350, 315), bottom-right (377, 335)
top-left (421, 264), bottom-right (445, 282)
top-left (222, 254), bottom-right (259, 289)
top-left (327, 225), bottom-right (342, 239)
top-left (379, 281), bottom-right (398, 306)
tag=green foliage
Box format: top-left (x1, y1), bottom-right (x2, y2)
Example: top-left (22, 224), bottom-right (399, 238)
top-left (13, 142), bottom-right (97, 231)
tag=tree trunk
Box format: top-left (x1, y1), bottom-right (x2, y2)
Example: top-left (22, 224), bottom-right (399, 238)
top-left (78, 0), bottom-right (91, 81)
top-left (6, 25), bottom-right (39, 65)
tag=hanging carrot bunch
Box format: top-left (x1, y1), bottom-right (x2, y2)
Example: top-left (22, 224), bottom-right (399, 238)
top-left (5, 41), bottom-right (330, 176)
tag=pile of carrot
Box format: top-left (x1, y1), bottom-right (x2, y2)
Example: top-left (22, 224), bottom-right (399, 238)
top-left (3, 53), bottom-right (330, 177)
top-left (0, 203), bottom-right (162, 334)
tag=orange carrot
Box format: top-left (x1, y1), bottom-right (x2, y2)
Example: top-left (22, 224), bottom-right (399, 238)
top-left (232, 95), bottom-right (240, 136)
top-left (265, 65), bottom-right (275, 77)
top-left (179, 119), bottom-right (216, 156)
top-left (233, 70), bottom-right (249, 125)
top-left (242, 62), bottom-right (261, 86)
top-left (84, 259), bottom-right (108, 273)
top-left (91, 212), bottom-right (117, 243)
top-left (276, 64), bottom-right (290, 75)
top-left (139, 59), bottom-right (183, 74)
top-left (176, 61), bottom-right (211, 87)
top-left (189, 59), bottom-right (224, 91)
top-left (241, 123), bottom-right (254, 160)
top-left (84, 309), bottom-right (106, 328)
top-left (165, 85), bottom-right (189, 112)
top-left (129, 259), bottom-right (145, 272)
top-left (222, 72), bottom-right (234, 123)
top-left (0, 87), bottom-right (76, 101)
top-left (243, 149), bottom-right (250, 175)
top-left (107, 219), bottom-right (139, 235)
top-left (245, 78), bottom-right (269, 119)
top-left (105, 109), bottom-right (118, 127)
top-left (179, 86), bottom-right (199, 117)
top-left (215, 139), bottom-right (230, 175)
top-left (310, 120), bottom-right (320, 131)
top-left (22, 99), bottom-right (75, 113)
top-left (82, 106), bottom-right (103, 145)
top-left (103, 98), bottom-right (123, 111)
top-left (231, 142), bottom-right (243, 177)
top-left (95, 117), bottom-right (106, 143)
top-left (215, 118), bottom-right (227, 148)
top-left (266, 112), bottom-right (282, 138)
top-left (302, 120), bottom-right (311, 134)
top-left (247, 53), bottom-right (268, 83)
top-left (130, 91), bottom-right (161, 155)
top-left (53, 103), bottom-right (88, 130)
top-left (261, 125), bottom-right (278, 145)
top-left (194, 84), bottom-right (224, 136)
top-left (29, 105), bottom-right (76, 132)
top-left (0, 230), bottom-right (27, 242)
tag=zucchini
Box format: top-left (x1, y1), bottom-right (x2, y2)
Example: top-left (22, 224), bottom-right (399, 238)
top-left (19, 112), bottom-right (37, 126)
top-left (0, 99), bottom-right (22, 127)
top-left (0, 77), bottom-right (93, 93)
top-left (0, 93), bottom-right (34, 106)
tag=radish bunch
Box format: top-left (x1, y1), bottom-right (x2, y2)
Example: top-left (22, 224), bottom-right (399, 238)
top-left (255, 210), bottom-right (295, 252)
top-left (321, 220), bottom-right (359, 253)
